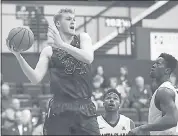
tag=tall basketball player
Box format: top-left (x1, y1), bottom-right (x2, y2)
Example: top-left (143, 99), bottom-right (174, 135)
top-left (97, 88), bottom-right (135, 135)
top-left (129, 53), bottom-right (178, 135)
top-left (7, 9), bottom-right (100, 135)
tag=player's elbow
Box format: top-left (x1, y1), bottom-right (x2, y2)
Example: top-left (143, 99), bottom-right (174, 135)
top-left (169, 114), bottom-right (178, 127)
top-left (86, 53), bottom-right (94, 64)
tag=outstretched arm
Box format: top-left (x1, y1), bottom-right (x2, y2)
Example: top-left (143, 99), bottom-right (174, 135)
top-left (7, 40), bottom-right (51, 84)
top-left (136, 87), bottom-right (178, 132)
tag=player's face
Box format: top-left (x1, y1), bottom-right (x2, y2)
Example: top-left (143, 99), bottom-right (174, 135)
top-left (104, 93), bottom-right (121, 112)
top-left (150, 57), bottom-right (167, 79)
top-left (58, 13), bottom-right (76, 36)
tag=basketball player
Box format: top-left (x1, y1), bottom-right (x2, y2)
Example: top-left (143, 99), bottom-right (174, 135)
top-left (129, 53), bottom-right (178, 135)
top-left (7, 8), bottom-right (100, 135)
top-left (97, 88), bottom-right (135, 135)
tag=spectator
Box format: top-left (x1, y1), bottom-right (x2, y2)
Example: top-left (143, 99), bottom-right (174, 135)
top-left (128, 76), bottom-right (152, 109)
top-left (118, 66), bottom-right (130, 88)
top-left (2, 108), bottom-right (16, 129)
top-left (21, 109), bottom-right (33, 135)
top-left (2, 98), bottom-right (20, 128)
top-left (2, 83), bottom-right (11, 113)
top-left (32, 110), bottom-right (46, 135)
top-left (109, 77), bottom-right (118, 89)
top-left (92, 76), bottom-right (104, 108)
top-left (2, 111), bottom-right (22, 135)
top-left (11, 98), bottom-right (21, 111)
top-left (93, 66), bottom-right (109, 89)
top-left (31, 99), bottom-right (41, 117)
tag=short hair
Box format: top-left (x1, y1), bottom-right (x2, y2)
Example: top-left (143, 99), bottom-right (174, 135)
top-left (53, 8), bottom-right (75, 24)
top-left (159, 53), bottom-right (177, 73)
top-left (103, 88), bottom-right (121, 102)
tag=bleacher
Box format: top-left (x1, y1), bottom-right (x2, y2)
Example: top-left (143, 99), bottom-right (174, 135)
top-left (8, 82), bottom-right (148, 126)
top-left (9, 82), bottom-right (52, 115)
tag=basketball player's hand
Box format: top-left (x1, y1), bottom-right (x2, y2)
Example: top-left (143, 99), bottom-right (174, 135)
top-left (6, 39), bottom-right (21, 56)
top-left (48, 26), bottom-right (64, 47)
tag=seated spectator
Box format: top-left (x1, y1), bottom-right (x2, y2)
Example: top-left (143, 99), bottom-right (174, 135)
top-left (2, 108), bottom-right (16, 129)
top-left (21, 109), bottom-right (33, 135)
top-left (93, 66), bottom-right (109, 89)
top-left (2, 98), bottom-right (21, 128)
top-left (2, 111), bottom-right (22, 135)
top-left (109, 77), bottom-right (118, 89)
top-left (2, 83), bottom-right (11, 113)
top-left (92, 76), bottom-right (104, 108)
top-left (118, 66), bottom-right (130, 88)
top-left (128, 76), bottom-right (152, 109)
top-left (31, 99), bottom-right (41, 117)
top-left (32, 110), bottom-right (46, 135)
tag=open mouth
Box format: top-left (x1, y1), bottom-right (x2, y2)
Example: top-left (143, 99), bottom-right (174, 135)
top-left (70, 26), bottom-right (75, 30)
top-left (108, 103), bottom-right (115, 107)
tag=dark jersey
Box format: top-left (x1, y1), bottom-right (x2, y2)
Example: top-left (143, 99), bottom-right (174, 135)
top-left (48, 35), bottom-right (92, 101)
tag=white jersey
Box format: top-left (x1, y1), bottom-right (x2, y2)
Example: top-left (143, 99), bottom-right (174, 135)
top-left (97, 114), bottom-right (131, 135)
top-left (148, 81), bottom-right (178, 135)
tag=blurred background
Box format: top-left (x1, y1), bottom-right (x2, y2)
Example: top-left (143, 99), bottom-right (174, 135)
top-left (1, 0), bottom-right (178, 135)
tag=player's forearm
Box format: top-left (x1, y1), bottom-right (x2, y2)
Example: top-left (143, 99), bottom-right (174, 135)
top-left (60, 43), bottom-right (94, 64)
top-left (15, 54), bottom-right (41, 84)
top-left (141, 115), bottom-right (177, 131)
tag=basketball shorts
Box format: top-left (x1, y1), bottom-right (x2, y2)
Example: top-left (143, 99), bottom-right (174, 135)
top-left (43, 99), bottom-right (100, 135)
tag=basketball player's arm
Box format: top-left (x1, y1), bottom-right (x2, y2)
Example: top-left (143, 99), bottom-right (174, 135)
top-left (57, 33), bottom-right (94, 64)
top-left (13, 46), bottom-right (51, 84)
top-left (139, 88), bottom-right (178, 131)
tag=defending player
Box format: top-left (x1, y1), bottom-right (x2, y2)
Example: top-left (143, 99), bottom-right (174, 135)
top-left (129, 53), bottom-right (178, 135)
top-left (97, 88), bottom-right (135, 135)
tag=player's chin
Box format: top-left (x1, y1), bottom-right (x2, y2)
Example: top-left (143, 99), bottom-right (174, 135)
top-left (68, 30), bottom-right (76, 35)
top-left (149, 71), bottom-right (155, 78)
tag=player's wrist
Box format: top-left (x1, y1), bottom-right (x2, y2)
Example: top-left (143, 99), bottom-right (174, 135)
top-left (14, 52), bottom-right (21, 58)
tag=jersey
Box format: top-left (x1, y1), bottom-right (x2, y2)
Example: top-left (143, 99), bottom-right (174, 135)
top-left (49, 35), bottom-right (92, 99)
top-left (48, 35), bottom-right (96, 116)
top-left (97, 114), bottom-right (131, 135)
top-left (148, 81), bottom-right (178, 135)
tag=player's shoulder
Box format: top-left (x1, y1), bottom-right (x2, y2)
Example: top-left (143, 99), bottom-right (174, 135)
top-left (40, 46), bottom-right (53, 58)
top-left (156, 86), bottom-right (176, 101)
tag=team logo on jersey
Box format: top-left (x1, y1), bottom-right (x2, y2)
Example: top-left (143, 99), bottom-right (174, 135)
top-left (55, 48), bottom-right (88, 75)
top-left (122, 126), bottom-right (126, 130)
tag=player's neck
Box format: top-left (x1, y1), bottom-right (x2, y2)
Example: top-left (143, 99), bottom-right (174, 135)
top-left (104, 111), bottom-right (119, 121)
top-left (157, 75), bottom-right (170, 87)
top-left (59, 30), bottom-right (73, 44)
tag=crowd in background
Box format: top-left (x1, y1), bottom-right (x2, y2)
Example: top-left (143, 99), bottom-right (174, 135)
top-left (1, 66), bottom-right (178, 135)
top-left (92, 65), bottom-right (178, 110)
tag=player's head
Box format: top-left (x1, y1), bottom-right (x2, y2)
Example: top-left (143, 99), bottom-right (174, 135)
top-left (150, 53), bottom-right (177, 79)
top-left (53, 8), bottom-right (76, 36)
top-left (103, 88), bottom-right (121, 112)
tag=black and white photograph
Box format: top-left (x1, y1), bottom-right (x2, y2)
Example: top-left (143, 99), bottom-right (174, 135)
top-left (1, 0), bottom-right (178, 135)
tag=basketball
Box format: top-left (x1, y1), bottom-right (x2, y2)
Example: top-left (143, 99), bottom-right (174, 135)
top-left (7, 27), bottom-right (34, 52)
